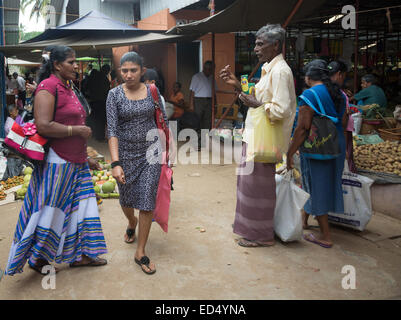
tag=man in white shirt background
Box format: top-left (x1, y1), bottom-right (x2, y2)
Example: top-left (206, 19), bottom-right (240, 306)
top-left (6, 74), bottom-right (16, 92)
top-left (12, 72), bottom-right (26, 106)
top-left (189, 60), bottom-right (217, 150)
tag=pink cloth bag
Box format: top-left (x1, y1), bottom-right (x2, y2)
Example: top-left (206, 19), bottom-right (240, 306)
top-left (150, 84), bottom-right (173, 233)
top-left (153, 157), bottom-right (173, 233)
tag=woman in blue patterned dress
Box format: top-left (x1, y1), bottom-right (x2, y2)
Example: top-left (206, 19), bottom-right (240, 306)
top-left (287, 59), bottom-right (347, 248)
top-left (106, 52), bottom-right (168, 275)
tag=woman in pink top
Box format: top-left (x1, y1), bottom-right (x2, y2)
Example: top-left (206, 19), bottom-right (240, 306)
top-left (5, 46), bottom-right (107, 276)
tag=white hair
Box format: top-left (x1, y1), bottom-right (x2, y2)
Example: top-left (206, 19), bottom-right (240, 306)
top-left (256, 24), bottom-right (286, 51)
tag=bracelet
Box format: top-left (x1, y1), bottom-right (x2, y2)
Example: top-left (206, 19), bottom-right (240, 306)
top-left (68, 125), bottom-right (73, 137)
top-left (111, 161), bottom-right (121, 169)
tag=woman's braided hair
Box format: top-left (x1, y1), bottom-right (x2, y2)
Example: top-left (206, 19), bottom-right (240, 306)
top-left (304, 59), bottom-right (344, 113)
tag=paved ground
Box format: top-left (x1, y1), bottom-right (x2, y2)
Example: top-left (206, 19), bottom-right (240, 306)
top-left (1, 140), bottom-right (401, 300)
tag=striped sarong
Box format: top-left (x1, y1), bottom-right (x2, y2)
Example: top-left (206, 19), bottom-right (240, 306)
top-left (233, 143), bottom-right (276, 241)
top-left (5, 149), bottom-right (107, 275)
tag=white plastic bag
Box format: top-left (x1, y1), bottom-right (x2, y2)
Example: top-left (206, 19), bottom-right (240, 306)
top-left (0, 155), bottom-right (7, 181)
top-left (351, 113), bottom-right (362, 134)
top-left (274, 171), bottom-right (310, 242)
top-left (393, 105), bottom-right (401, 121)
top-left (328, 171), bottom-right (374, 231)
top-left (164, 101), bottom-right (175, 119)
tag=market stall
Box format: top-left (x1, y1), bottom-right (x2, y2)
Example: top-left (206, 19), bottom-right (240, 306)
top-left (0, 145), bottom-right (120, 207)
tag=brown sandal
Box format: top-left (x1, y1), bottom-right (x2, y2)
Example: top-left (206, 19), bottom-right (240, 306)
top-left (69, 256), bottom-right (107, 268)
top-left (238, 238), bottom-right (275, 247)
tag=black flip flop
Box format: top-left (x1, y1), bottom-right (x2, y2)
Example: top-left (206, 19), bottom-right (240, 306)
top-left (125, 228), bottom-right (136, 243)
top-left (135, 256), bottom-right (156, 275)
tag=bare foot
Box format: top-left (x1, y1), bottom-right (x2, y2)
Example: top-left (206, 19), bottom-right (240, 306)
top-left (302, 210), bottom-right (309, 229)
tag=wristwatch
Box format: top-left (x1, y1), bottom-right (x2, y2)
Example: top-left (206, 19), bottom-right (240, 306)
top-left (111, 161), bottom-right (121, 169)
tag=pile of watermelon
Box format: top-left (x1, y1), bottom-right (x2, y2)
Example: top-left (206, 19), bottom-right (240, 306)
top-left (90, 162), bottom-right (119, 199)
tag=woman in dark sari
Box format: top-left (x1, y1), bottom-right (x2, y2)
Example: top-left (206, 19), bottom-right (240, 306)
top-left (287, 59), bottom-right (348, 248)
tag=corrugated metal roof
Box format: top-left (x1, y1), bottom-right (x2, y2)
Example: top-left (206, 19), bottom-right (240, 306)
top-left (4, 0), bottom-right (20, 45)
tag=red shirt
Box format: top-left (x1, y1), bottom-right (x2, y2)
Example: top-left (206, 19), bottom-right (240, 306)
top-left (36, 74), bottom-right (87, 163)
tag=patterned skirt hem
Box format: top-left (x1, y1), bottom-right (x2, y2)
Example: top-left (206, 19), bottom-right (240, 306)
top-left (5, 160), bottom-right (107, 276)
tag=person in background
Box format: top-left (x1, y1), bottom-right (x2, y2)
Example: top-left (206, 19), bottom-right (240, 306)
top-left (220, 24), bottom-right (297, 248)
top-left (24, 46), bottom-right (56, 96)
top-left (13, 72), bottom-right (26, 107)
top-left (170, 81), bottom-right (200, 133)
top-left (6, 74), bottom-right (15, 91)
top-left (110, 70), bottom-right (119, 89)
top-left (143, 68), bottom-right (174, 118)
top-left (4, 104), bottom-right (23, 136)
top-left (189, 60), bottom-right (217, 150)
top-left (287, 59), bottom-right (347, 248)
top-left (328, 60), bottom-right (357, 173)
top-left (85, 65), bottom-right (110, 141)
top-left (352, 74), bottom-right (387, 110)
top-left (154, 67), bottom-right (165, 96)
top-left (87, 63), bottom-right (93, 76)
top-left (168, 82), bottom-right (186, 123)
top-left (107, 52), bottom-right (169, 275)
top-left (5, 45), bottom-right (107, 276)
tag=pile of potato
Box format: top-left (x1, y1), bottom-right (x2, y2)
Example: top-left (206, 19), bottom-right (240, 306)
top-left (354, 140), bottom-right (401, 176)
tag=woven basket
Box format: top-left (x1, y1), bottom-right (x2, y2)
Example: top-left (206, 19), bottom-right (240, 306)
top-left (378, 128), bottom-right (401, 141)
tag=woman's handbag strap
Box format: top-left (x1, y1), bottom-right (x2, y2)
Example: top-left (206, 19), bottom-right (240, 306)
top-left (300, 92), bottom-right (339, 124)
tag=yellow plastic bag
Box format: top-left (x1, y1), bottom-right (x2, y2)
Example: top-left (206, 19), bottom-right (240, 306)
top-left (246, 106), bottom-right (284, 163)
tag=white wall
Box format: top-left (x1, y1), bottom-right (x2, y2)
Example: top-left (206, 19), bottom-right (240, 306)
top-left (79, 0), bottom-right (134, 24)
top-left (59, 0), bottom-right (68, 25)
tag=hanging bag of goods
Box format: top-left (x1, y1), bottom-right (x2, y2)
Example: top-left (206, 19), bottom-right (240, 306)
top-left (245, 105), bottom-right (284, 163)
top-left (149, 84), bottom-right (173, 233)
top-left (299, 89), bottom-right (341, 160)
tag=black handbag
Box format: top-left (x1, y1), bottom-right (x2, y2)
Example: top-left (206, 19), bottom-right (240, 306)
top-left (299, 89), bottom-right (341, 160)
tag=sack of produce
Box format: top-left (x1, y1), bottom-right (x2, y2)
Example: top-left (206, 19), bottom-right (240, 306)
top-left (328, 171), bottom-right (374, 231)
top-left (354, 141), bottom-right (401, 176)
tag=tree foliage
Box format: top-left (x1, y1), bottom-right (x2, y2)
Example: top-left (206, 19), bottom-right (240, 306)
top-left (20, 0), bottom-right (51, 21)
top-left (19, 23), bottom-right (42, 42)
